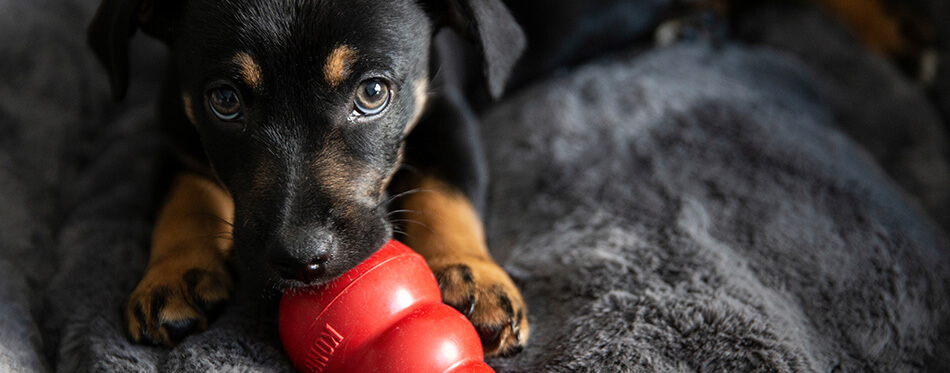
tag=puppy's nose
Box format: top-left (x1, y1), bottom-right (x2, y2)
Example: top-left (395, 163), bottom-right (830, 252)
top-left (295, 255), bottom-right (330, 284)
top-left (270, 226), bottom-right (335, 284)
top-left (272, 253), bottom-right (331, 284)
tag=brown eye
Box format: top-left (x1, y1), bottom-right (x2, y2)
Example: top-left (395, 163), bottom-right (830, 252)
top-left (209, 87), bottom-right (242, 121)
top-left (354, 78), bottom-right (390, 116)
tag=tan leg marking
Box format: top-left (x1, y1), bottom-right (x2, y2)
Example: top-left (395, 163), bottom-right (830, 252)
top-left (399, 177), bottom-right (529, 357)
top-left (126, 172), bottom-right (235, 346)
top-left (323, 45), bottom-right (358, 87)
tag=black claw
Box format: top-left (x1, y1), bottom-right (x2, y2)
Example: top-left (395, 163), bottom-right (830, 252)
top-left (476, 325), bottom-right (503, 352)
top-left (498, 344), bottom-right (524, 358)
top-left (514, 309), bottom-right (525, 339)
top-left (465, 295), bottom-right (476, 317)
top-left (139, 325), bottom-right (149, 343)
top-left (437, 265), bottom-right (477, 318)
top-left (133, 303), bottom-right (158, 343)
top-left (142, 329), bottom-right (162, 346)
top-left (450, 295), bottom-right (476, 318)
top-left (163, 318), bottom-right (199, 343)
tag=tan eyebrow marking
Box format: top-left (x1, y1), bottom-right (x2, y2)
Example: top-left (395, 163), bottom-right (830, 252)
top-left (182, 93), bottom-right (196, 125)
top-left (323, 45), bottom-right (358, 87)
top-left (232, 52), bottom-right (262, 90)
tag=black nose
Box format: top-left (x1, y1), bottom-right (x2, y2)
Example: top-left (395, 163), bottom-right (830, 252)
top-left (271, 252), bottom-right (331, 284)
top-left (269, 227), bottom-right (334, 284)
top-left (294, 255), bottom-right (330, 284)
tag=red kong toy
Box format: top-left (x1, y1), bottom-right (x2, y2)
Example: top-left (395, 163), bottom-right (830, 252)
top-left (279, 240), bottom-right (494, 373)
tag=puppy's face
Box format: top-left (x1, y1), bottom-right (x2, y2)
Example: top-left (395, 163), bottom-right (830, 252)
top-left (90, 0), bottom-right (524, 289)
top-left (174, 0), bottom-right (430, 287)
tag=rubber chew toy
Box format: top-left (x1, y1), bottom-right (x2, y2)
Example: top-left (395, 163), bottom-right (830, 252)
top-left (279, 240), bottom-right (494, 373)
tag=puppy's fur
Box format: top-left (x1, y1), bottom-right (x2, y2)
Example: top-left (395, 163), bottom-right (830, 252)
top-left (90, 0), bottom-right (528, 355)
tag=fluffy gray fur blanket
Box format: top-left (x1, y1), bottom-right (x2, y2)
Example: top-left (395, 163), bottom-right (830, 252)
top-left (1, 1), bottom-right (949, 372)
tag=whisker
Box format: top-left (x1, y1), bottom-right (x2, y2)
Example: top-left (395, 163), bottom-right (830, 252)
top-left (197, 212), bottom-right (235, 227)
top-left (391, 230), bottom-right (416, 242)
top-left (387, 219), bottom-right (426, 225)
top-left (396, 163), bottom-right (424, 177)
top-left (201, 231), bottom-right (234, 243)
top-left (378, 189), bottom-right (416, 207)
top-left (377, 187), bottom-right (433, 208)
top-left (387, 219), bottom-right (434, 234)
top-left (385, 209), bottom-right (429, 217)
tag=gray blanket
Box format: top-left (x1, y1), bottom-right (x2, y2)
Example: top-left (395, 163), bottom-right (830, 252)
top-left (2, 1), bottom-right (949, 372)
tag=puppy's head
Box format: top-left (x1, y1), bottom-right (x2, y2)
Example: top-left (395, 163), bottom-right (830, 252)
top-left (88, 0), bottom-right (524, 288)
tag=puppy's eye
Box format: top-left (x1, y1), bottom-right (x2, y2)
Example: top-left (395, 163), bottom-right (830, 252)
top-left (209, 87), bottom-right (242, 121)
top-left (354, 78), bottom-right (390, 116)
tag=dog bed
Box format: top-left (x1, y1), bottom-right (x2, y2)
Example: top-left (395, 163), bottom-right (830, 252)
top-left (1, 1), bottom-right (948, 371)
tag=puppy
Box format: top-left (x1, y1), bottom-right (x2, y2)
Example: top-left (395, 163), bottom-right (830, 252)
top-left (88, 0), bottom-right (528, 356)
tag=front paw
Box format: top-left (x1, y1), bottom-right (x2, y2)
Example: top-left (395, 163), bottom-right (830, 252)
top-left (125, 257), bottom-right (232, 346)
top-left (431, 258), bottom-right (529, 357)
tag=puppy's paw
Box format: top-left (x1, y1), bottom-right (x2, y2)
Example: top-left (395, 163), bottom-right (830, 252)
top-left (125, 256), bottom-right (232, 346)
top-left (431, 258), bottom-right (529, 357)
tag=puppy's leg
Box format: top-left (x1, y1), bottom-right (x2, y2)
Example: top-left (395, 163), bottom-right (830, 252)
top-left (126, 172), bottom-right (234, 346)
top-left (390, 92), bottom-right (528, 357)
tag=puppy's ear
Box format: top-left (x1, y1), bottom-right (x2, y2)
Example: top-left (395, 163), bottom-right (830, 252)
top-left (430, 0), bottom-right (526, 99)
top-left (87, 0), bottom-right (183, 101)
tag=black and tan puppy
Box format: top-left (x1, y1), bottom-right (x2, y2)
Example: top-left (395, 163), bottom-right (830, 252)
top-left (88, 0), bottom-right (527, 356)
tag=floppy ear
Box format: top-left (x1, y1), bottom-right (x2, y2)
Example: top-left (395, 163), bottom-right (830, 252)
top-left (87, 0), bottom-right (182, 101)
top-left (432, 0), bottom-right (526, 99)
